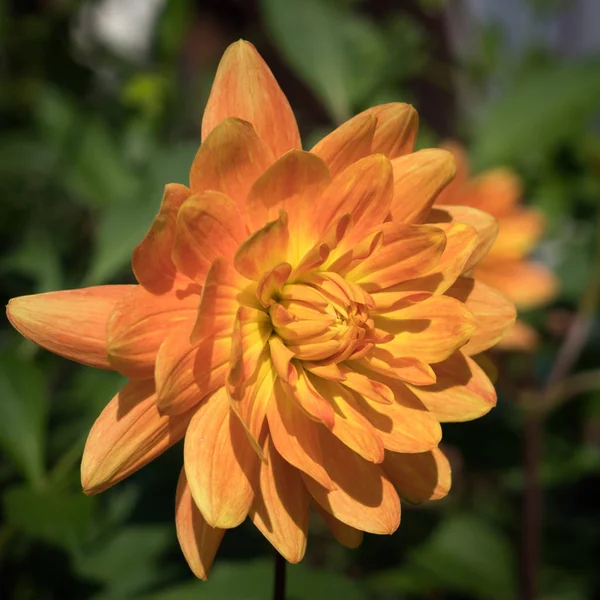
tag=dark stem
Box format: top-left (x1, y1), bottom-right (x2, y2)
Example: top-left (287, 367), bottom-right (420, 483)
top-left (273, 550), bottom-right (287, 600)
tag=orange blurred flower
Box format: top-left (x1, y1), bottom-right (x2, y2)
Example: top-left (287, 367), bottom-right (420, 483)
top-left (436, 143), bottom-right (557, 350)
top-left (6, 41), bottom-right (515, 578)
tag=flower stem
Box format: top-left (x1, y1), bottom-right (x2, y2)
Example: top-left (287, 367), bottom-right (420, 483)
top-left (273, 551), bottom-right (287, 600)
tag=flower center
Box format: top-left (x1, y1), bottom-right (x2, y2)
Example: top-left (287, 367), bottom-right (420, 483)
top-left (267, 273), bottom-right (382, 364)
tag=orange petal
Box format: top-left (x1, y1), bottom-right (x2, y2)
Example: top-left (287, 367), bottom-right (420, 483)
top-left (172, 191), bottom-right (247, 283)
top-left (354, 378), bottom-right (442, 453)
top-left (445, 277), bottom-right (516, 355)
top-left (429, 205), bottom-right (498, 272)
top-left (107, 280), bottom-right (200, 378)
top-left (313, 378), bottom-right (385, 463)
top-left (202, 40), bottom-right (301, 158)
top-left (318, 154), bottom-right (394, 248)
top-left (245, 150), bottom-right (331, 234)
top-left (375, 294), bottom-right (476, 364)
top-left (267, 381), bottom-right (335, 490)
top-left (227, 307), bottom-right (272, 396)
top-left (315, 503), bottom-right (364, 548)
top-left (304, 430), bottom-right (400, 534)
top-left (345, 223), bottom-right (446, 292)
top-left (474, 259), bottom-right (558, 310)
top-left (497, 319), bottom-right (539, 352)
top-left (408, 351), bottom-right (496, 422)
top-left (337, 365), bottom-right (394, 404)
top-left (184, 387), bottom-right (259, 528)
top-left (282, 363), bottom-right (336, 428)
top-left (391, 222), bottom-right (479, 295)
top-left (230, 353), bottom-right (275, 457)
top-left (257, 263), bottom-right (292, 307)
top-left (175, 468), bottom-right (225, 581)
top-left (383, 447), bottom-right (451, 503)
top-left (190, 117), bottom-right (274, 209)
top-left (132, 183), bottom-right (191, 294)
top-left (191, 257), bottom-right (255, 344)
top-left (310, 113), bottom-right (376, 176)
top-left (361, 103), bottom-right (418, 158)
top-left (487, 209), bottom-right (545, 260)
top-left (353, 351), bottom-right (437, 386)
top-left (234, 210), bottom-right (290, 280)
top-left (389, 149), bottom-right (456, 224)
top-left (155, 328), bottom-right (230, 415)
top-left (268, 336), bottom-right (298, 384)
top-left (7, 285), bottom-right (134, 369)
top-left (81, 379), bottom-right (195, 494)
top-left (249, 436), bottom-right (309, 563)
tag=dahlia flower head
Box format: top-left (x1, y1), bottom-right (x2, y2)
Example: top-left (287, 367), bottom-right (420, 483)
top-left (436, 143), bottom-right (557, 350)
top-left (7, 41), bottom-right (516, 578)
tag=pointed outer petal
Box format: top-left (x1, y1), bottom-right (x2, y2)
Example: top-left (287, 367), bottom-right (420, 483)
top-left (383, 447), bottom-right (451, 503)
top-left (428, 206), bottom-right (498, 272)
top-left (317, 154), bottom-right (394, 249)
top-left (267, 381), bottom-right (335, 490)
top-left (408, 351), bottom-right (496, 422)
top-left (374, 294), bottom-right (476, 364)
top-left (172, 191), bottom-right (246, 283)
top-left (310, 113), bottom-right (377, 176)
top-left (314, 503), bottom-right (364, 548)
top-left (7, 285), bottom-right (134, 370)
top-left (257, 263), bottom-right (292, 307)
top-left (351, 379), bottom-right (442, 454)
top-left (282, 363), bottom-right (336, 428)
top-left (445, 277), bottom-right (516, 355)
top-left (337, 364), bottom-right (394, 404)
top-left (202, 40), bottom-right (300, 158)
top-left (303, 429), bottom-right (401, 534)
top-left (230, 353), bottom-right (275, 459)
top-left (184, 387), bottom-right (259, 528)
top-left (268, 336), bottom-right (298, 385)
top-left (175, 468), bottom-right (225, 581)
top-left (304, 362), bottom-right (346, 382)
top-left (190, 257), bottom-right (257, 344)
top-left (370, 290), bottom-right (432, 314)
top-left (326, 228), bottom-right (382, 275)
top-left (227, 307), bottom-right (272, 397)
top-left (391, 222), bottom-right (479, 296)
top-left (366, 103), bottom-right (419, 159)
top-left (107, 281), bottom-right (200, 379)
top-left (352, 351), bottom-right (436, 386)
top-left (249, 436), bottom-right (309, 563)
top-left (132, 184), bottom-right (191, 293)
top-left (488, 209), bottom-right (545, 260)
top-left (289, 243), bottom-right (331, 281)
top-left (312, 378), bottom-right (385, 463)
top-left (496, 319), bottom-right (539, 352)
top-left (389, 149), bottom-right (457, 224)
top-left (245, 150), bottom-right (331, 234)
top-left (345, 223), bottom-right (447, 292)
top-left (234, 211), bottom-right (290, 281)
top-left (155, 330), bottom-right (230, 415)
top-left (474, 259), bottom-right (558, 310)
top-left (191, 117), bottom-right (274, 207)
top-left (81, 380), bottom-right (194, 494)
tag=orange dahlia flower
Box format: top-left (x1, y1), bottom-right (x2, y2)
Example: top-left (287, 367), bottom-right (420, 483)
top-left (436, 143), bottom-right (557, 350)
top-left (6, 41), bottom-right (515, 578)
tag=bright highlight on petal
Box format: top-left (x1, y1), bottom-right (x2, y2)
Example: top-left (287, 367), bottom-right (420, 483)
top-left (6, 41), bottom-right (518, 580)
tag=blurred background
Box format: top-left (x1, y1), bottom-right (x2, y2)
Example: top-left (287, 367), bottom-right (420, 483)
top-left (1, 0), bottom-right (600, 598)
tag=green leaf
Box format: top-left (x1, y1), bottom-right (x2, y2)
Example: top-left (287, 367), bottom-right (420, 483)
top-left (471, 61), bottom-right (600, 168)
top-left (142, 559), bottom-right (367, 600)
top-left (0, 352), bottom-right (47, 484)
top-left (262, 0), bottom-right (386, 123)
top-left (371, 515), bottom-right (516, 599)
top-left (3, 484), bottom-right (94, 550)
top-left (75, 525), bottom-right (173, 599)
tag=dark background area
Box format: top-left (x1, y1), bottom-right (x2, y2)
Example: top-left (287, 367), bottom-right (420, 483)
top-left (1, 0), bottom-right (600, 598)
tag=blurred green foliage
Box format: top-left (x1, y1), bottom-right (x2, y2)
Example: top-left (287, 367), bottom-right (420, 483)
top-left (1, 0), bottom-right (599, 599)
